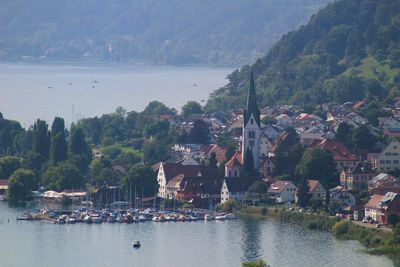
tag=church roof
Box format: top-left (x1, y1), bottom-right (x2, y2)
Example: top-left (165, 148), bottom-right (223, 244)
top-left (225, 152), bottom-right (243, 168)
top-left (243, 71), bottom-right (260, 127)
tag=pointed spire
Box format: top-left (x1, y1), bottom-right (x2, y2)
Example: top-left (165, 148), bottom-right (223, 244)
top-left (243, 70), bottom-right (260, 127)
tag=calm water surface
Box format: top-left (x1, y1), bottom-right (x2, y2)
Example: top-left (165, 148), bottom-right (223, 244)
top-left (0, 62), bottom-right (232, 127)
top-left (0, 202), bottom-right (393, 267)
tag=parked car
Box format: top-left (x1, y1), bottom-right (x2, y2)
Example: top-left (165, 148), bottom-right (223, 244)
top-left (375, 223), bottom-right (382, 228)
top-left (362, 218), bottom-right (369, 223)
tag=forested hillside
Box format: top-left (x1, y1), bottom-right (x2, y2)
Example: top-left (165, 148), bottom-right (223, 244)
top-left (205, 0), bottom-right (400, 111)
top-left (0, 0), bottom-right (329, 66)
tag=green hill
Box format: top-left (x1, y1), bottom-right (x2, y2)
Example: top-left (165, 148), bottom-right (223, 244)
top-left (205, 0), bottom-right (400, 111)
top-left (0, 0), bottom-right (329, 66)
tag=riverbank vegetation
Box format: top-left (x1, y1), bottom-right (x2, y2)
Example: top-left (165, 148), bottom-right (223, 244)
top-left (277, 209), bottom-right (400, 260)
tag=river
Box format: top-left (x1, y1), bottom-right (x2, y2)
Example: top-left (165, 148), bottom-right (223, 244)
top-left (0, 62), bottom-right (232, 127)
top-left (0, 202), bottom-right (393, 267)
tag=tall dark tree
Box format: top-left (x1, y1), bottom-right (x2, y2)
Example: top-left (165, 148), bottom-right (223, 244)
top-left (70, 127), bottom-right (91, 158)
top-left (336, 122), bottom-right (353, 147)
top-left (297, 177), bottom-right (310, 208)
top-left (50, 117), bottom-right (67, 165)
top-left (51, 117), bottom-right (65, 136)
top-left (32, 119), bottom-right (50, 158)
top-left (50, 133), bottom-right (68, 165)
top-left (352, 124), bottom-right (376, 151)
top-left (181, 101), bottom-right (203, 118)
top-left (243, 148), bottom-right (256, 177)
top-left (208, 152), bottom-right (218, 169)
top-left (296, 148), bottom-right (336, 205)
top-left (188, 119), bottom-right (210, 144)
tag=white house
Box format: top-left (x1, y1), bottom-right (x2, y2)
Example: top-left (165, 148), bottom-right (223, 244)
top-left (330, 186), bottom-right (356, 208)
top-left (267, 181), bottom-right (298, 203)
top-left (374, 139), bottom-right (400, 172)
top-left (220, 178), bottom-right (251, 204)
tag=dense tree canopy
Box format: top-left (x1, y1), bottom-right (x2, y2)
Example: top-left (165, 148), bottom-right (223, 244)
top-left (0, 0), bottom-right (329, 66)
top-left (206, 0), bottom-right (400, 112)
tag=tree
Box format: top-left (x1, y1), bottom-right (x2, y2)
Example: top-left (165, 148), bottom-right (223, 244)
top-left (50, 133), bottom-right (68, 165)
top-left (143, 101), bottom-right (176, 115)
top-left (181, 101), bottom-right (203, 118)
top-left (296, 177), bottom-right (310, 208)
top-left (352, 124), bottom-right (376, 151)
top-left (248, 180), bottom-right (267, 200)
top-left (242, 259), bottom-right (267, 267)
top-left (42, 162), bottom-right (85, 191)
top-left (388, 214), bottom-right (400, 226)
top-left (122, 165), bottom-right (157, 199)
top-left (69, 127), bottom-right (92, 172)
top-left (69, 127), bottom-right (91, 157)
top-left (296, 148), bottom-right (336, 205)
top-left (243, 148), bottom-right (256, 177)
top-left (7, 168), bottom-right (36, 201)
top-left (50, 117), bottom-right (68, 165)
top-left (32, 119), bottom-right (50, 158)
top-left (187, 119), bottom-right (210, 144)
top-left (143, 138), bottom-right (170, 165)
top-left (336, 122), bottom-right (353, 146)
top-left (0, 156), bottom-right (21, 179)
top-left (208, 152), bottom-right (218, 169)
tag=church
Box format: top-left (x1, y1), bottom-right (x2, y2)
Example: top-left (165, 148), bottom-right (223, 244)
top-left (224, 71), bottom-right (266, 178)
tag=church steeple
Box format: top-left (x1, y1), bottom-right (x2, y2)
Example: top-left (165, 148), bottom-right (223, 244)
top-left (243, 70), bottom-right (260, 127)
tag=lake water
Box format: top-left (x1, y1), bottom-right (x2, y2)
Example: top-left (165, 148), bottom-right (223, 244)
top-left (0, 202), bottom-right (393, 267)
top-left (0, 62), bottom-right (232, 127)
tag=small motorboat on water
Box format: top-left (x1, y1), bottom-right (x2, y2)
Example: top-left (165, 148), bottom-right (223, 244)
top-left (132, 241), bottom-right (141, 248)
top-left (204, 214), bottom-right (214, 221)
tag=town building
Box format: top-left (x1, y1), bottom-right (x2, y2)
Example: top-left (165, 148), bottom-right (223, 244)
top-left (365, 192), bottom-right (400, 224)
top-left (307, 180), bottom-right (326, 202)
top-left (329, 185), bottom-right (356, 208)
top-left (371, 139), bottom-right (400, 172)
top-left (316, 139), bottom-right (358, 171)
top-left (267, 180), bottom-right (298, 203)
top-left (340, 161), bottom-right (375, 191)
top-left (220, 177), bottom-right (252, 204)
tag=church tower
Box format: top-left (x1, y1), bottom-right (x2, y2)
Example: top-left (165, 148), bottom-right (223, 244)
top-left (242, 70), bottom-right (261, 170)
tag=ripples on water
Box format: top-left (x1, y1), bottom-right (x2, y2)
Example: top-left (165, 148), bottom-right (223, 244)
top-left (0, 203), bottom-right (394, 267)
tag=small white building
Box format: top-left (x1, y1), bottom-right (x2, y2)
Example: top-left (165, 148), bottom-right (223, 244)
top-left (307, 180), bottom-right (326, 202)
top-left (267, 181), bottom-right (298, 203)
top-left (220, 178), bottom-right (251, 204)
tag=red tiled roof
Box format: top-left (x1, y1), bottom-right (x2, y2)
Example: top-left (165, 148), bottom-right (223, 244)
top-left (365, 194), bottom-right (384, 209)
top-left (225, 152), bottom-right (243, 168)
top-left (0, 179), bottom-right (9, 186)
top-left (307, 180), bottom-right (321, 192)
top-left (209, 144), bottom-right (227, 164)
top-left (317, 139), bottom-right (358, 161)
top-left (161, 163), bottom-right (202, 183)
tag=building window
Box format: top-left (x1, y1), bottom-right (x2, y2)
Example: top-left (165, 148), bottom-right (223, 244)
top-left (248, 131), bottom-right (255, 139)
top-left (386, 160), bottom-right (391, 164)
top-left (395, 160), bottom-right (399, 164)
top-left (380, 160), bottom-right (385, 164)
top-left (250, 118), bottom-right (254, 125)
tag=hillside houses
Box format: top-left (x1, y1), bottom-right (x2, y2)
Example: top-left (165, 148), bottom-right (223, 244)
top-left (340, 161), bottom-right (376, 191)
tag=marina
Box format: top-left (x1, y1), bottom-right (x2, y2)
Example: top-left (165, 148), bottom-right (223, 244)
top-left (0, 202), bottom-right (393, 267)
top-left (16, 206), bottom-right (236, 225)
